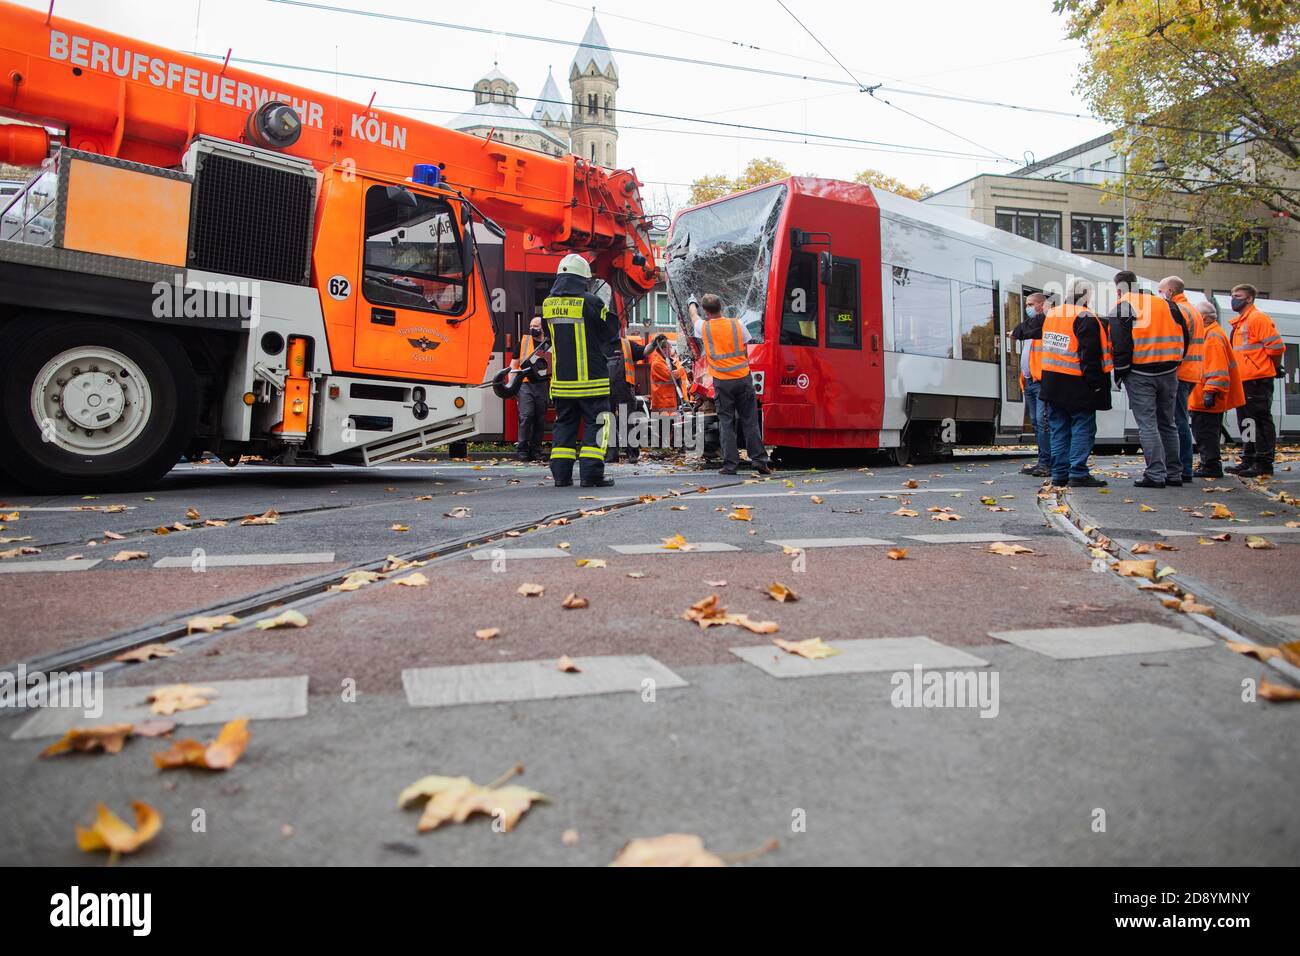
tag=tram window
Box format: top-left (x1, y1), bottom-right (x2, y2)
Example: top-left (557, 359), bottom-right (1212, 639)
top-left (959, 282), bottom-right (997, 363)
top-left (891, 266), bottom-right (952, 358)
top-left (826, 259), bottom-right (861, 349)
top-left (1286, 343), bottom-right (1299, 415)
top-left (780, 252), bottom-right (819, 346)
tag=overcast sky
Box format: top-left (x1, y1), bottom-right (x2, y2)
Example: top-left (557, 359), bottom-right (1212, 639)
top-left (12, 0), bottom-right (1111, 211)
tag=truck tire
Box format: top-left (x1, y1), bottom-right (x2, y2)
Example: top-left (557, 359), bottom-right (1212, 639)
top-left (0, 319), bottom-right (197, 492)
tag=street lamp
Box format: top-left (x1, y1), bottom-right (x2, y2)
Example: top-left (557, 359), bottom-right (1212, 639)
top-left (1119, 131), bottom-right (1169, 270)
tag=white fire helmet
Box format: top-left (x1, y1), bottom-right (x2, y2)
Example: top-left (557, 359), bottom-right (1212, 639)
top-left (557, 253), bottom-right (593, 279)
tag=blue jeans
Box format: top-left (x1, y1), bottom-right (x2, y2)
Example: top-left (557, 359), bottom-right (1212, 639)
top-left (1174, 379), bottom-right (1194, 478)
top-left (1024, 380), bottom-right (1051, 470)
top-left (1047, 402), bottom-right (1097, 480)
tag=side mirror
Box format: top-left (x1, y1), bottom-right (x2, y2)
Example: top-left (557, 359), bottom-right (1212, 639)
top-left (819, 251), bottom-right (834, 285)
top-left (384, 185), bottom-right (419, 208)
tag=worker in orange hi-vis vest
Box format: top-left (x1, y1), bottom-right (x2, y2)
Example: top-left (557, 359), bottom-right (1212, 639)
top-left (1010, 291), bottom-right (1050, 477)
top-left (1187, 300), bottom-right (1245, 479)
top-left (1225, 282), bottom-right (1286, 478)
top-left (1108, 269), bottom-right (1190, 489)
top-left (1038, 279), bottom-right (1112, 488)
top-left (688, 293), bottom-right (771, 475)
top-left (647, 339), bottom-right (689, 412)
top-left (1161, 276), bottom-right (1204, 483)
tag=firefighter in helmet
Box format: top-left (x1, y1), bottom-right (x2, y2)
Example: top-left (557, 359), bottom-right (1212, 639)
top-left (542, 254), bottom-right (618, 488)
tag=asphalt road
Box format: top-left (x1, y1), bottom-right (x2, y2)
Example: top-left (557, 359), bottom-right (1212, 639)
top-left (1, 451), bottom-right (1297, 865)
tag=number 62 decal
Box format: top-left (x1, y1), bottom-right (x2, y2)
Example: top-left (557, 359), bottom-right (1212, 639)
top-left (327, 275), bottom-right (351, 301)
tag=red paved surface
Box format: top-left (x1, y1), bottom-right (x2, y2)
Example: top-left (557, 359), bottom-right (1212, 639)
top-left (126, 537), bottom-right (1181, 693)
top-left (0, 564), bottom-right (346, 662)
top-left (1139, 536), bottom-right (1300, 617)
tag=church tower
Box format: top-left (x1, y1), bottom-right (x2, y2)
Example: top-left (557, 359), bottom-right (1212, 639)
top-left (568, 14), bottom-right (618, 168)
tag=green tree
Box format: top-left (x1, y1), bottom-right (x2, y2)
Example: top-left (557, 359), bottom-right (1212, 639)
top-left (852, 168), bottom-right (933, 201)
top-left (1056, 0), bottom-right (1299, 267)
top-left (687, 157), bottom-right (791, 205)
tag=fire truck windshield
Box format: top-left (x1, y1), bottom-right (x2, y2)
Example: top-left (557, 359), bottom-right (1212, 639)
top-left (665, 184), bottom-right (787, 344)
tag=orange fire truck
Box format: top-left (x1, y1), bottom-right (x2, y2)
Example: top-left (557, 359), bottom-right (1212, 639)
top-left (0, 1), bottom-right (657, 489)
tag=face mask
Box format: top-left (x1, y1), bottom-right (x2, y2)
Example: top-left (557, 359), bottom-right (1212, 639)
top-left (1230, 296), bottom-right (1248, 313)
top-left (529, 329), bottom-right (542, 340)
top-left (1026, 305), bottom-right (1038, 318)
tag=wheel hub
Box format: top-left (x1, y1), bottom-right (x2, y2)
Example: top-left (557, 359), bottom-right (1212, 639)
top-left (30, 346), bottom-right (152, 456)
top-left (60, 371), bottom-right (127, 430)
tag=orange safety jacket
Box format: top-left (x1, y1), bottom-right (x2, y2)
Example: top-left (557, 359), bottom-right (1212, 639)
top-left (1026, 339), bottom-right (1043, 384)
top-left (701, 316), bottom-right (751, 380)
top-left (1174, 293), bottom-right (1205, 384)
top-left (1122, 291), bottom-right (1187, 365)
top-left (648, 348), bottom-right (689, 410)
top-left (1038, 304), bottom-right (1114, 377)
top-left (1188, 322), bottom-right (1245, 413)
top-left (1229, 303), bottom-right (1285, 381)
top-left (620, 335), bottom-right (643, 387)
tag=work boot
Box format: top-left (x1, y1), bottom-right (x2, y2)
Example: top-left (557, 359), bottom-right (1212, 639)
top-left (1030, 467), bottom-right (1050, 478)
top-left (581, 477), bottom-right (616, 488)
top-left (1236, 466), bottom-right (1272, 478)
top-left (752, 461), bottom-right (772, 476)
top-left (718, 467), bottom-right (738, 475)
top-left (1224, 462), bottom-right (1248, 474)
top-left (1192, 467), bottom-right (1223, 479)
top-left (1133, 477), bottom-right (1165, 488)
top-left (1070, 475), bottom-right (1108, 488)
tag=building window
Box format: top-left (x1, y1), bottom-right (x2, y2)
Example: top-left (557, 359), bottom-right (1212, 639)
top-left (1071, 214), bottom-right (1130, 256)
top-left (958, 282), bottom-right (997, 363)
top-left (1208, 229), bottom-right (1269, 264)
top-left (587, 93), bottom-right (597, 116)
top-left (1142, 223), bottom-right (1186, 259)
top-left (891, 266), bottom-right (952, 358)
top-left (994, 208), bottom-right (1061, 248)
top-left (655, 293), bottom-right (674, 327)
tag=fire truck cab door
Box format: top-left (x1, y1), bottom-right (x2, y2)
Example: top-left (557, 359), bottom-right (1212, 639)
top-left (352, 180), bottom-right (472, 380)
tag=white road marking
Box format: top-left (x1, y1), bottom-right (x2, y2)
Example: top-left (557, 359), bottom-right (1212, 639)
top-left (730, 636), bottom-right (990, 678)
top-left (680, 487), bottom-right (973, 501)
top-left (608, 542), bottom-right (742, 555)
top-left (0, 559), bottom-right (102, 574)
top-left (402, 655), bottom-right (688, 707)
top-left (1152, 529), bottom-right (1200, 537)
top-left (902, 533), bottom-right (1032, 544)
top-left (152, 552), bottom-right (336, 569)
top-left (0, 506), bottom-right (137, 512)
top-left (988, 622), bottom-right (1212, 660)
top-left (766, 537), bottom-right (896, 549)
top-left (469, 547), bottom-right (571, 561)
top-left (1204, 525), bottom-right (1300, 535)
top-left (11, 676), bottom-right (309, 739)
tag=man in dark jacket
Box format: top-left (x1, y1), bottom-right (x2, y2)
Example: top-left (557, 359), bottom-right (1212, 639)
top-left (1010, 291), bottom-right (1049, 476)
top-left (1039, 280), bottom-right (1111, 488)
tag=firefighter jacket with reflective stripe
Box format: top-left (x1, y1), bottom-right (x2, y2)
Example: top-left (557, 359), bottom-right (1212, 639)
top-left (543, 275), bottom-right (615, 399)
top-left (1110, 292), bottom-right (1188, 374)
top-left (1229, 303), bottom-right (1285, 381)
top-left (1174, 293), bottom-right (1206, 384)
top-left (701, 316), bottom-right (750, 379)
top-left (1188, 322), bottom-right (1245, 413)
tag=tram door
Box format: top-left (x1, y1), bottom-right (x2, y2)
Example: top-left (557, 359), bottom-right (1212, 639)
top-left (1000, 287), bottom-right (1027, 435)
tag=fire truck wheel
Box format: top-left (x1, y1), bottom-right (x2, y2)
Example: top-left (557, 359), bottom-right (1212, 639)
top-left (0, 319), bottom-right (197, 492)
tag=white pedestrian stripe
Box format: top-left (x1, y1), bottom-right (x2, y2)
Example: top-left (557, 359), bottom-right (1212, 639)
top-left (0, 506), bottom-right (137, 512)
top-left (402, 655), bottom-right (688, 707)
top-left (470, 547), bottom-right (571, 561)
top-left (1152, 529), bottom-right (1200, 537)
top-left (0, 559), bottom-right (101, 574)
top-left (903, 533), bottom-right (1032, 544)
top-left (682, 487), bottom-right (973, 501)
top-left (11, 675), bottom-right (309, 740)
top-left (608, 542), bottom-right (741, 555)
top-left (730, 636), bottom-right (989, 678)
top-left (988, 622), bottom-right (1212, 660)
top-left (152, 552), bottom-right (336, 569)
top-left (1205, 525), bottom-right (1300, 535)
top-left (766, 537), bottom-right (895, 549)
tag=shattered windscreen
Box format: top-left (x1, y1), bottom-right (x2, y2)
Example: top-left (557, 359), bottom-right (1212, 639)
top-left (664, 184), bottom-right (787, 349)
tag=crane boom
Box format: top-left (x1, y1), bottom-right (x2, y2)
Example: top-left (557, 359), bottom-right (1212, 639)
top-left (0, 0), bottom-right (657, 288)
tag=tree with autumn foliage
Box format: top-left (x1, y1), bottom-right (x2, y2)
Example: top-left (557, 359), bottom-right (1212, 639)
top-left (1055, 0), bottom-right (1299, 267)
top-left (687, 157), bottom-right (792, 205)
top-left (853, 168), bottom-right (933, 201)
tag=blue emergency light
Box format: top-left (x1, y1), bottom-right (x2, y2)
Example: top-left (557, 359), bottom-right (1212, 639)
top-left (412, 164), bottom-right (442, 186)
